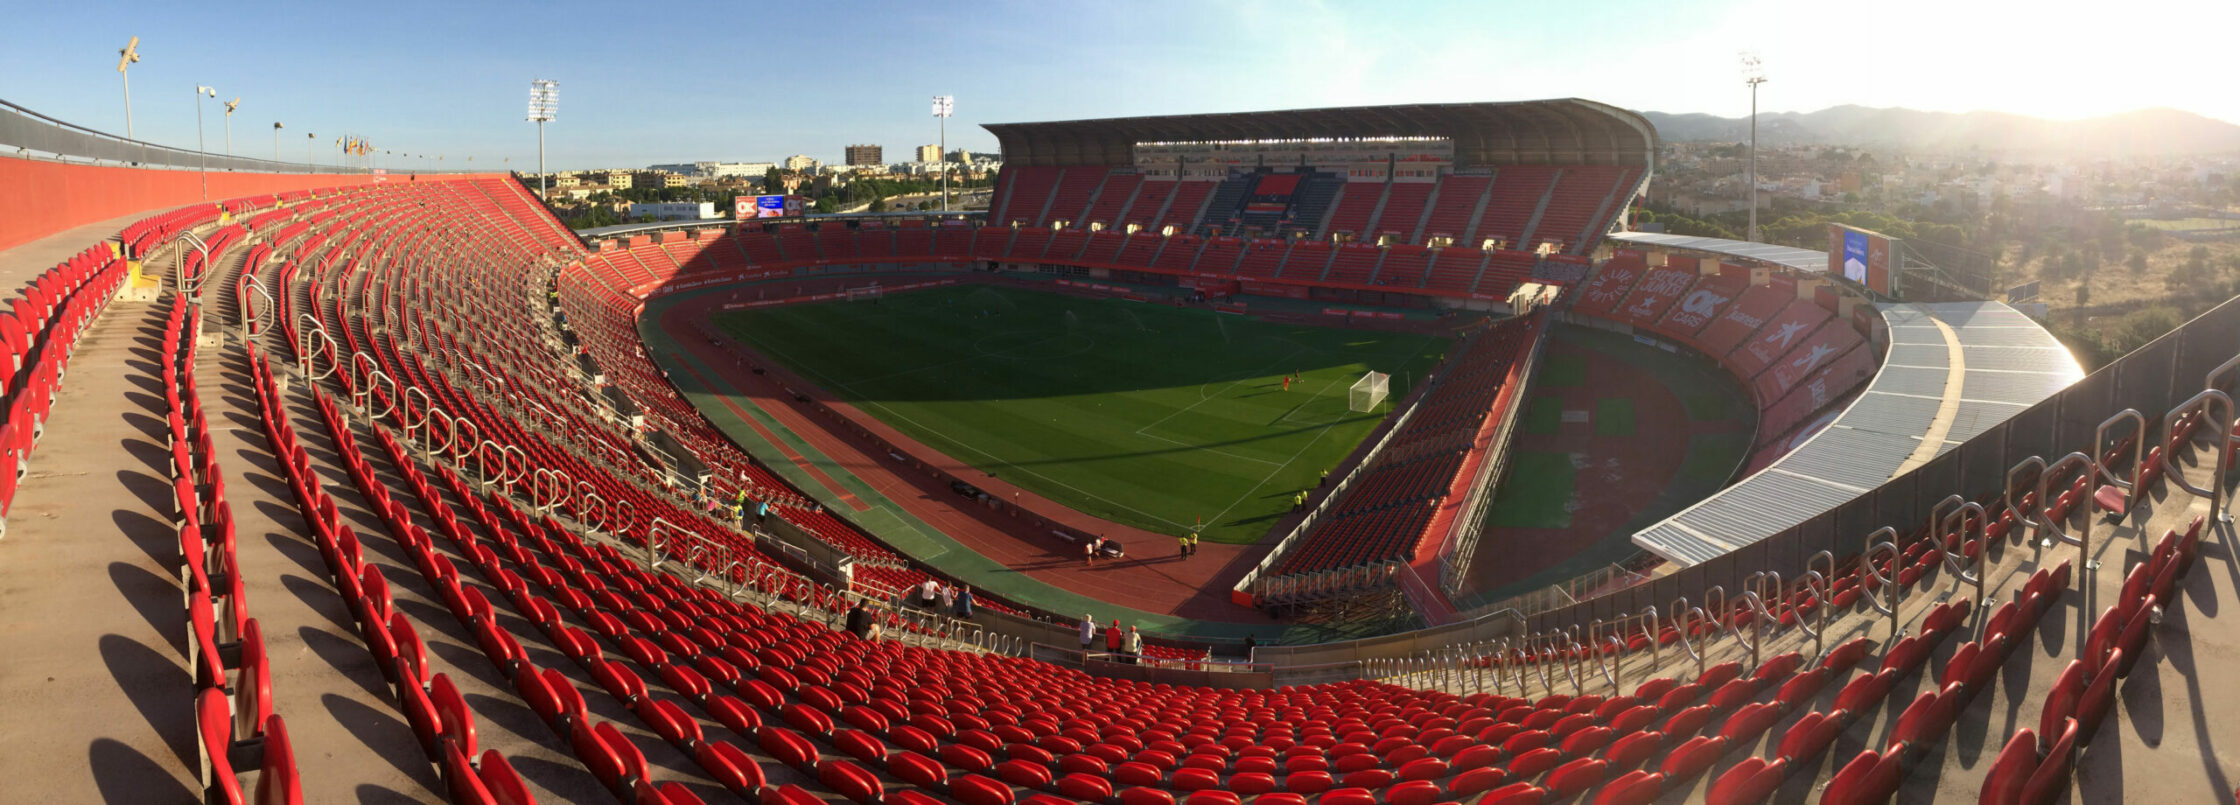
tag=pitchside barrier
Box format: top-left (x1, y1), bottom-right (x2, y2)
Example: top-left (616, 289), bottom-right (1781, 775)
top-left (1435, 313), bottom-right (1555, 597)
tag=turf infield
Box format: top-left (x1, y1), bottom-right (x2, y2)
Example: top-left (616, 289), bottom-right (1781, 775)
top-left (710, 285), bottom-right (1449, 543)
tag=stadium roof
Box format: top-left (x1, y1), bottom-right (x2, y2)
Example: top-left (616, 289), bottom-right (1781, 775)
top-left (1633, 301), bottom-right (2083, 567)
top-left (1608, 231), bottom-right (1827, 275)
top-left (984, 99), bottom-right (1657, 170)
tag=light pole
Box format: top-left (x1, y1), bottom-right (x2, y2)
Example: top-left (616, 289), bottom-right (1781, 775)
top-left (932, 95), bottom-right (953, 213)
top-left (117, 37), bottom-right (141, 140)
top-left (273, 121), bottom-right (282, 163)
top-left (307, 132), bottom-right (315, 170)
top-left (195, 85), bottom-right (216, 198)
top-left (1741, 52), bottom-right (1767, 243)
top-left (527, 78), bottom-right (558, 198)
top-left (223, 97), bottom-right (239, 161)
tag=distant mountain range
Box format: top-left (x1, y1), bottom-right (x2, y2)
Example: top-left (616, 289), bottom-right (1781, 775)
top-left (1641, 106), bottom-right (2240, 156)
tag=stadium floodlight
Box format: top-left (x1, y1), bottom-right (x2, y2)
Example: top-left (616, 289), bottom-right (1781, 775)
top-left (223, 97), bottom-right (239, 159)
top-left (272, 121), bottom-right (282, 164)
top-left (117, 37), bottom-right (141, 139)
top-left (1740, 51), bottom-right (1767, 243)
top-left (932, 95), bottom-right (953, 212)
top-left (1349, 371), bottom-right (1391, 413)
top-left (527, 78), bottom-right (558, 198)
top-left (306, 131), bottom-right (315, 170)
top-left (194, 85), bottom-right (216, 198)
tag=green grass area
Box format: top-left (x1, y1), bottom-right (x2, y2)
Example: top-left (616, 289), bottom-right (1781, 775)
top-left (1540, 353), bottom-right (1587, 387)
top-left (1685, 392), bottom-right (1731, 422)
top-left (1521, 396), bottom-right (1563, 435)
top-left (1680, 437), bottom-right (1746, 484)
top-left (1595, 398), bottom-right (1636, 436)
top-left (1485, 451), bottom-right (1576, 528)
top-left (2135, 217), bottom-right (2240, 232)
top-left (713, 285), bottom-right (1449, 544)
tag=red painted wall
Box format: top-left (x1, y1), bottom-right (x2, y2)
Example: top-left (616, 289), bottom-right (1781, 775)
top-left (0, 156), bottom-right (502, 254)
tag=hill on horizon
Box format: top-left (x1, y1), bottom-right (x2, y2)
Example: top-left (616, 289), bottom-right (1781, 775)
top-left (1641, 105), bottom-right (2240, 156)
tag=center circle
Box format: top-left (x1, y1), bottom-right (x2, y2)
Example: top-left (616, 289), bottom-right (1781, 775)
top-left (974, 330), bottom-right (1097, 361)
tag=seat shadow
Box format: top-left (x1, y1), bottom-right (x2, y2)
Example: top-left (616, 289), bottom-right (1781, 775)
top-left (88, 737), bottom-right (196, 803)
top-left (299, 625), bottom-right (392, 700)
top-left (97, 633), bottom-right (197, 770)
top-left (107, 562), bottom-right (183, 653)
top-left (112, 508), bottom-right (183, 569)
top-left (321, 693), bottom-right (442, 792)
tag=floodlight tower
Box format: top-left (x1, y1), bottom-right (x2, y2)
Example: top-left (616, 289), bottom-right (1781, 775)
top-left (224, 97), bottom-right (240, 159)
top-left (194, 85), bottom-right (216, 197)
top-left (932, 95), bottom-right (954, 212)
top-left (527, 79), bottom-right (559, 198)
top-left (273, 121), bottom-right (283, 163)
top-left (1741, 52), bottom-right (1767, 243)
top-left (117, 37), bottom-right (141, 139)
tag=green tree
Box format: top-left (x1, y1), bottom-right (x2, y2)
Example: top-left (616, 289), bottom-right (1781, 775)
top-left (2127, 250), bottom-right (2149, 274)
top-left (764, 167), bottom-right (783, 192)
top-left (2073, 282), bottom-right (2090, 328)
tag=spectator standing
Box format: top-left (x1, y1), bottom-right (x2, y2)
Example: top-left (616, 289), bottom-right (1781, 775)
top-left (918, 578), bottom-right (941, 609)
top-left (1106, 620), bottom-right (1123, 656)
top-left (1079, 615), bottom-right (1097, 652)
top-left (954, 585), bottom-right (975, 620)
top-left (941, 583), bottom-right (957, 612)
top-left (1125, 626), bottom-right (1143, 665)
top-left (844, 601), bottom-right (871, 639)
top-left (1187, 531), bottom-right (1199, 557)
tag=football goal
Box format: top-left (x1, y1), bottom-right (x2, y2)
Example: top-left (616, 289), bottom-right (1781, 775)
top-left (844, 284), bottom-right (883, 302)
top-left (1348, 371), bottom-right (1391, 413)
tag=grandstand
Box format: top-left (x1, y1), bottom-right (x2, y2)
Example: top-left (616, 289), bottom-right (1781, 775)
top-left (0, 89), bottom-right (2235, 805)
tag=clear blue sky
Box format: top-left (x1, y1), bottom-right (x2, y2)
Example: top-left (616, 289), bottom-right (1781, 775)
top-left (3, 0), bottom-right (2232, 171)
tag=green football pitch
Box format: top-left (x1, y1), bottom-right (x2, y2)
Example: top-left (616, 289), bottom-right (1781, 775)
top-left (711, 285), bottom-right (1450, 544)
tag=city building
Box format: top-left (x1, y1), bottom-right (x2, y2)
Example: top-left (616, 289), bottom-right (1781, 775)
top-left (579, 170), bottom-right (633, 190)
top-left (845, 145), bottom-right (884, 167)
top-left (627, 201), bottom-right (717, 221)
top-left (633, 171), bottom-right (693, 189)
top-left (783, 154), bottom-right (818, 171)
top-left (915, 144), bottom-right (942, 163)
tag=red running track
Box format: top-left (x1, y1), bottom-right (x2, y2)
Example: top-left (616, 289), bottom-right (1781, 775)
top-left (656, 287), bottom-right (1278, 622)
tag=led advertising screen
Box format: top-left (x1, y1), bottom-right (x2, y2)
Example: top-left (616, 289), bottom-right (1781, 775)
top-left (1842, 229), bottom-right (1869, 284)
top-left (736, 194), bottom-right (800, 219)
top-left (1828, 224), bottom-right (1899, 297)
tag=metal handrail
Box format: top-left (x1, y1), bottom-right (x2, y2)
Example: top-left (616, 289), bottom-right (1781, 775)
top-left (176, 231), bottom-right (212, 297)
top-left (1861, 528), bottom-right (1905, 641)
top-left (2161, 389), bottom-right (2235, 524)
top-left (1941, 501), bottom-right (1987, 610)
top-left (2035, 452), bottom-right (2098, 574)
top-left (2096, 409), bottom-right (2147, 514)
top-left (238, 273), bottom-right (275, 339)
top-left (296, 315), bottom-right (338, 380)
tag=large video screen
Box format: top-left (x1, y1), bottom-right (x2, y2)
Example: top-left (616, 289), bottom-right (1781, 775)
top-left (1842, 229), bottom-right (1869, 284)
top-left (1828, 224), bottom-right (1898, 296)
top-left (736, 194), bottom-right (799, 219)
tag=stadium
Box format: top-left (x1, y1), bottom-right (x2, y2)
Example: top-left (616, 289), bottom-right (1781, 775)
top-left (0, 49), bottom-right (2235, 805)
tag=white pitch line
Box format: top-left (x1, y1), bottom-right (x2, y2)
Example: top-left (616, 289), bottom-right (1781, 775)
top-left (1133, 428), bottom-right (1288, 468)
top-left (1202, 373), bottom-right (1352, 527)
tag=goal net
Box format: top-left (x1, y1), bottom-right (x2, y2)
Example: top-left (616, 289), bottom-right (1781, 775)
top-left (844, 284), bottom-right (883, 302)
top-left (1348, 371), bottom-right (1391, 413)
